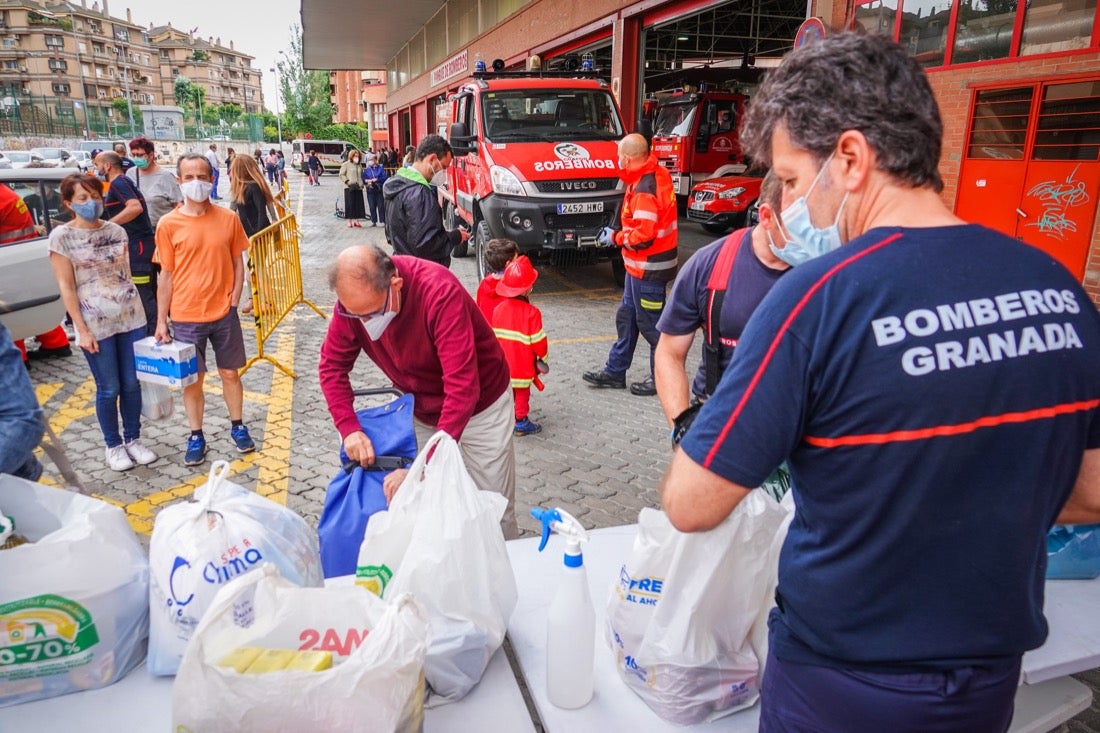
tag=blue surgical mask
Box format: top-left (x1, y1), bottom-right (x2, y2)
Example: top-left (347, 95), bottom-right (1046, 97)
top-left (770, 154), bottom-right (849, 267)
top-left (70, 200), bottom-right (103, 222)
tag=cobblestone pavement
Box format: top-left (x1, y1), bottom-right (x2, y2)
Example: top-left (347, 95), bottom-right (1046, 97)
top-left (21, 170), bottom-right (1099, 729)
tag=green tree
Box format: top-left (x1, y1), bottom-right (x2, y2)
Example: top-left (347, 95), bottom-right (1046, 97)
top-left (173, 76), bottom-right (207, 127)
top-left (213, 103), bottom-right (243, 126)
top-left (111, 97), bottom-right (142, 133)
top-left (277, 24), bottom-right (334, 138)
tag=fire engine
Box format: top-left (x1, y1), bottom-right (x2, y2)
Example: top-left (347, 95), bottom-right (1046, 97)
top-left (650, 88), bottom-right (749, 198)
top-left (441, 58), bottom-right (627, 280)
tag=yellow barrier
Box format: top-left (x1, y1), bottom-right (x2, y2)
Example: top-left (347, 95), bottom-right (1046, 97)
top-left (240, 210), bottom-right (326, 378)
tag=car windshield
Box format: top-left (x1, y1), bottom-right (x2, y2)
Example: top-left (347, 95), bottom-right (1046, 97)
top-left (481, 89), bottom-right (624, 142)
top-left (34, 149), bottom-right (62, 158)
top-left (653, 101), bottom-right (697, 137)
top-left (5, 152), bottom-right (29, 162)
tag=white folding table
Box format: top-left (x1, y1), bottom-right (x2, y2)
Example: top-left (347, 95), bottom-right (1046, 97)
top-left (506, 525), bottom-right (1097, 733)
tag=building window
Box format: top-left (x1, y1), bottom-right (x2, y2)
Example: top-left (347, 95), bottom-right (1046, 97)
top-left (1020, 0), bottom-right (1098, 56)
top-left (2, 60), bottom-right (17, 70)
top-left (48, 59), bottom-right (68, 72)
top-left (967, 86), bottom-right (1032, 159)
top-left (900, 0), bottom-right (949, 67)
top-left (52, 82), bottom-right (71, 95)
top-left (114, 28), bottom-right (130, 42)
top-left (951, 0), bottom-right (1015, 65)
top-left (1, 38), bottom-right (18, 49)
top-left (45, 34), bottom-right (64, 49)
top-left (1033, 80), bottom-right (1100, 161)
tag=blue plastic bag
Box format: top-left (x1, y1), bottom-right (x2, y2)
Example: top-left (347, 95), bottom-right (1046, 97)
top-left (1045, 524), bottom-right (1100, 579)
top-left (318, 393), bottom-right (417, 578)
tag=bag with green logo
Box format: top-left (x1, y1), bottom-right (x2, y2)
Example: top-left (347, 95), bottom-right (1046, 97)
top-left (0, 473), bottom-right (149, 707)
top-left (355, 431), bottom-right (517, 705)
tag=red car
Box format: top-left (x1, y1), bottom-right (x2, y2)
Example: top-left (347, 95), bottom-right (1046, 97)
top-left (686, 174), bottom-right (762, 235)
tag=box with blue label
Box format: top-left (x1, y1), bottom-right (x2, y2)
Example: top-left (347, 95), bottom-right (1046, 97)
top-left (134, 337), bottom-right (198, 388)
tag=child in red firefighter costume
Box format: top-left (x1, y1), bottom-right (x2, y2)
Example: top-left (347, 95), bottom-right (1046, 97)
top-left (492, 255), bottom-right (548, 436)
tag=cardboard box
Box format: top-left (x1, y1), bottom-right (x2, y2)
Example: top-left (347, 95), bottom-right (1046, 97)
top-left (134, 337), bottom-right (198, 388)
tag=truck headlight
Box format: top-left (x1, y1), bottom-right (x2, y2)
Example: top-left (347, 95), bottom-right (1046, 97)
top-left (718, 187), bottom-right (747, 200)
top-left (490, 165), bottom-right (526, 197)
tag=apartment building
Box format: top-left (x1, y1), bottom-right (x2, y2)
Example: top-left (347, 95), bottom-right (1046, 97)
top-left (329, 68), bottom-right (386, 125)
top-left (0, 0), bottom-right (162, 127)
top-left (149, 24), bottom-right (263, 116)
top-left (0, 0), bottom-right (263, 137)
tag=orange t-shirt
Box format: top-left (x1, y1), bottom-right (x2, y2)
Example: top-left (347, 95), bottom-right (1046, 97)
top-left (154, 204), bottom-right (249, 323)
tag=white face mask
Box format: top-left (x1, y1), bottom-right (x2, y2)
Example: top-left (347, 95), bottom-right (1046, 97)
top-left (181, 179), bottom-right (213, 202)
top-left (364, 310), bottom-right (397, 340)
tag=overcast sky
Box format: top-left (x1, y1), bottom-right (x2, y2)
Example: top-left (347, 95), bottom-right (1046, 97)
top-left (110, 0), bottom-right (301, 111)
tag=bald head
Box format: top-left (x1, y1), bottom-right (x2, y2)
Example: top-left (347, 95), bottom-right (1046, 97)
top-left (617, 133), bottom-right (651, 173)
top-left (329, 245), bottom-right (395, 293)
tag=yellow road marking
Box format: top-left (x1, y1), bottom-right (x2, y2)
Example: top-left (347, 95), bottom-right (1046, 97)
top-left (122, 331), bottom-right (297, 533)
top-left (45, 375), bottom-right (96, 433)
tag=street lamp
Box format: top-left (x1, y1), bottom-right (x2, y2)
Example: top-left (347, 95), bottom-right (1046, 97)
top-left (269, 65), bottom-right (282, 147)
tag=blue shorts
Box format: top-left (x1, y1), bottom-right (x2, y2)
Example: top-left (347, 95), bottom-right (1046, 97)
top-left (170, 308), bottom-right (247, 373)
top-left (759, 649), bottom-right (1021, 733)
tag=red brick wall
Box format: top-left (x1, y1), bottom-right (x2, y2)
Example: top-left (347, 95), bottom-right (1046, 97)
top-left (927, 52), bottom-right (1100, 305)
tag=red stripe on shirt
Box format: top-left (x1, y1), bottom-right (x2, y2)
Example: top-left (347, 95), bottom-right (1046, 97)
top-left (805, 399), bottom-right (1100, 448)
top-left (702, 233), bottom-right (904, 469)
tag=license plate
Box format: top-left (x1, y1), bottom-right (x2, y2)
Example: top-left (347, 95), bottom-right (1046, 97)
top-left (689, 202), bottom-right (707, 211)
top-left (557, 202), bottom-right (603, 215)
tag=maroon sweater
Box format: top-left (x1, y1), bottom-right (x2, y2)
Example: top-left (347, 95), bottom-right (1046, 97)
top-left (320, 256), bottom-right (509, 440)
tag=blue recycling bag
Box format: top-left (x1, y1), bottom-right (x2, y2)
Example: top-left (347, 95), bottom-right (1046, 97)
top-left (1045, 523), bottom-right (1100, 579)
top-left (318, 393), bottom-right (417, 578)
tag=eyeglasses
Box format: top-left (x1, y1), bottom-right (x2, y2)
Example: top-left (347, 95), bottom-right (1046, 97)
top-left (335, 286), bottom-right (391, 321)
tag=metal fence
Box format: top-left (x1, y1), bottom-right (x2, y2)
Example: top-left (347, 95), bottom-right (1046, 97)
top-left (0, 95), bottom-right (266, 142)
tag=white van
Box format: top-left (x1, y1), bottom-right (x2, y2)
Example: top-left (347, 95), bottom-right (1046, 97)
top-left (290, 139), bottom-right (360, 173)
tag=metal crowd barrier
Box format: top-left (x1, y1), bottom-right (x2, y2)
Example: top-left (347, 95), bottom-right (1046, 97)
top-left (240, 208), bottom-right (326, 378)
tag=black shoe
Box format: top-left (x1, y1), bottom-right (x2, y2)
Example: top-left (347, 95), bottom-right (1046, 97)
top-left (630, 376), bottom-right (657, 396)
top-left (27, 344), bottom-right (73, 360)
top-left (582, 369), bottom-right (626, 389)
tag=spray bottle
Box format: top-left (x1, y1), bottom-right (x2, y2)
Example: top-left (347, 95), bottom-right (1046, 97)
top-left (531, 507), bottom-right (595, 709)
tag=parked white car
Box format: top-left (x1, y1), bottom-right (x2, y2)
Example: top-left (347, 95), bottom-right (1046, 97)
top-left (30, 147), bottom-right (78, 169)
top-left (0, 152), bottom-right (11, 170)
top-left (0, 168), bottom-right (69, 340)
top-left (68, 150), bottom-right (96, 172)
top-left (1, 150), bottom-right (49, 169)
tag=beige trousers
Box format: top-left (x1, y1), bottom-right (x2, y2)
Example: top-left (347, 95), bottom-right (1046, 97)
top-left (413, 388), bottom-right (518, 539)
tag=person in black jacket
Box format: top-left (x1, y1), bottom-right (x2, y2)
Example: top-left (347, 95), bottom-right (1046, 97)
top-left (229, 155), bottom-right (276, 316)
top-left (382, 135), bottom-right (469, 267)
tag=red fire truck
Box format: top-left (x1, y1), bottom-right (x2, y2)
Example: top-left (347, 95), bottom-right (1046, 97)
top-left (441, 63), bottom-right (627, 280)
top-left (650, 89), bottom-right (750, 199)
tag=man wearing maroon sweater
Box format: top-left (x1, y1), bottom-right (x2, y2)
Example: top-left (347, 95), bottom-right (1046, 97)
top-left (320, 245), bottom-right (518, 538)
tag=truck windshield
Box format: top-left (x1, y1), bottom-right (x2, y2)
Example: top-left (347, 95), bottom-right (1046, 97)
top-left (653, 101), bottom-right (696, 138)
top-left (481, 90), bottom-right (624, 142)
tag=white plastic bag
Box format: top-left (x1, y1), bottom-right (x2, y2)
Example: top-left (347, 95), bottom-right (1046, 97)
top-left (148, 461), bottom-right (323, 676)
top-left (606, 491), bottom-right (792, 725)
top-left (172, 564), bottom-right (429, 733)
top-left (0, 473), bottom-right (149, 707)
top-left (356, 431), bottom-right (517, 704)
top-left (140, 380), bottom-right (174, 421)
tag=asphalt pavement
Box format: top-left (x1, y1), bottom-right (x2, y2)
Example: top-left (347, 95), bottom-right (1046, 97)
top-left (20, 170), bottom-right (1100, 731)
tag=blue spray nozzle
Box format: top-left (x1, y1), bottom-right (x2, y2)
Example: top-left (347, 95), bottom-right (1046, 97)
top-left (531, 507), bottom-right (563, 552)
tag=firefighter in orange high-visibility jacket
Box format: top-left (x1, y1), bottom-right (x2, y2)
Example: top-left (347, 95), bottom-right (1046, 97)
top-left (492, 255), bottom-right (548, 437)
top-left (584, 132), bottom-right (678, 397)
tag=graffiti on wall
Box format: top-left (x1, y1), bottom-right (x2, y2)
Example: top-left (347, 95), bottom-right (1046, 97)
top-left (1026, 165), bottom-right (1091, 241)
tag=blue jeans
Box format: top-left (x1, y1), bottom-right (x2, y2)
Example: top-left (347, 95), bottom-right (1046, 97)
top-left (759, 648), bottom-right (1021, 733)
top-left (0, 323), bottom-right (45, 479)
top-left (605, 274), bottom-right (666, 378)
top-left (83, 327), bottom-right (145, 448)
top-left (211, 167), bottom-right (220, 197)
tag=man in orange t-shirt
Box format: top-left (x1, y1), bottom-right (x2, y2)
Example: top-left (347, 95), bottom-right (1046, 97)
top-left (153, 153), bottom-right (252, 466)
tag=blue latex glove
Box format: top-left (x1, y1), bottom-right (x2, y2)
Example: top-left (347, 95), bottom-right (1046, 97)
top-left (597, 227), bottom-right (616, 247)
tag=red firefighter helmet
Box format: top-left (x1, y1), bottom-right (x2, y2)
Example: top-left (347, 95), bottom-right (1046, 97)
top-left (497, 255), bottom-right (538, 297)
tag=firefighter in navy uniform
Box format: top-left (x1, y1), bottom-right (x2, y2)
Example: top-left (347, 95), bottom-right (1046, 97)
top-left (583, 133), bottom-right (678, 396)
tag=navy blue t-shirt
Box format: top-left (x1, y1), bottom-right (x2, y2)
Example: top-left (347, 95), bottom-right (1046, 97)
top-left (657, 227), bottom-right (788, 398)
top-left (682, 225), bottom-right (1100, 671)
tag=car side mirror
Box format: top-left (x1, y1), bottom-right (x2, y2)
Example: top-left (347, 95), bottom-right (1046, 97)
top-left (449, 122), bottom-right (475, 155)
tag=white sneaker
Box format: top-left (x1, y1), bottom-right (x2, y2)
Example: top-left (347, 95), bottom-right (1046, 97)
top-left (124, 439), bottom-right (157, 466)
top-left (105, 444), bottom-right (134, 472)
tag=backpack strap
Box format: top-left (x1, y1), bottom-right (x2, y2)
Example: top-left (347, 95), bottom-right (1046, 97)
top-left (703, 227), bottom-right (748, 396)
